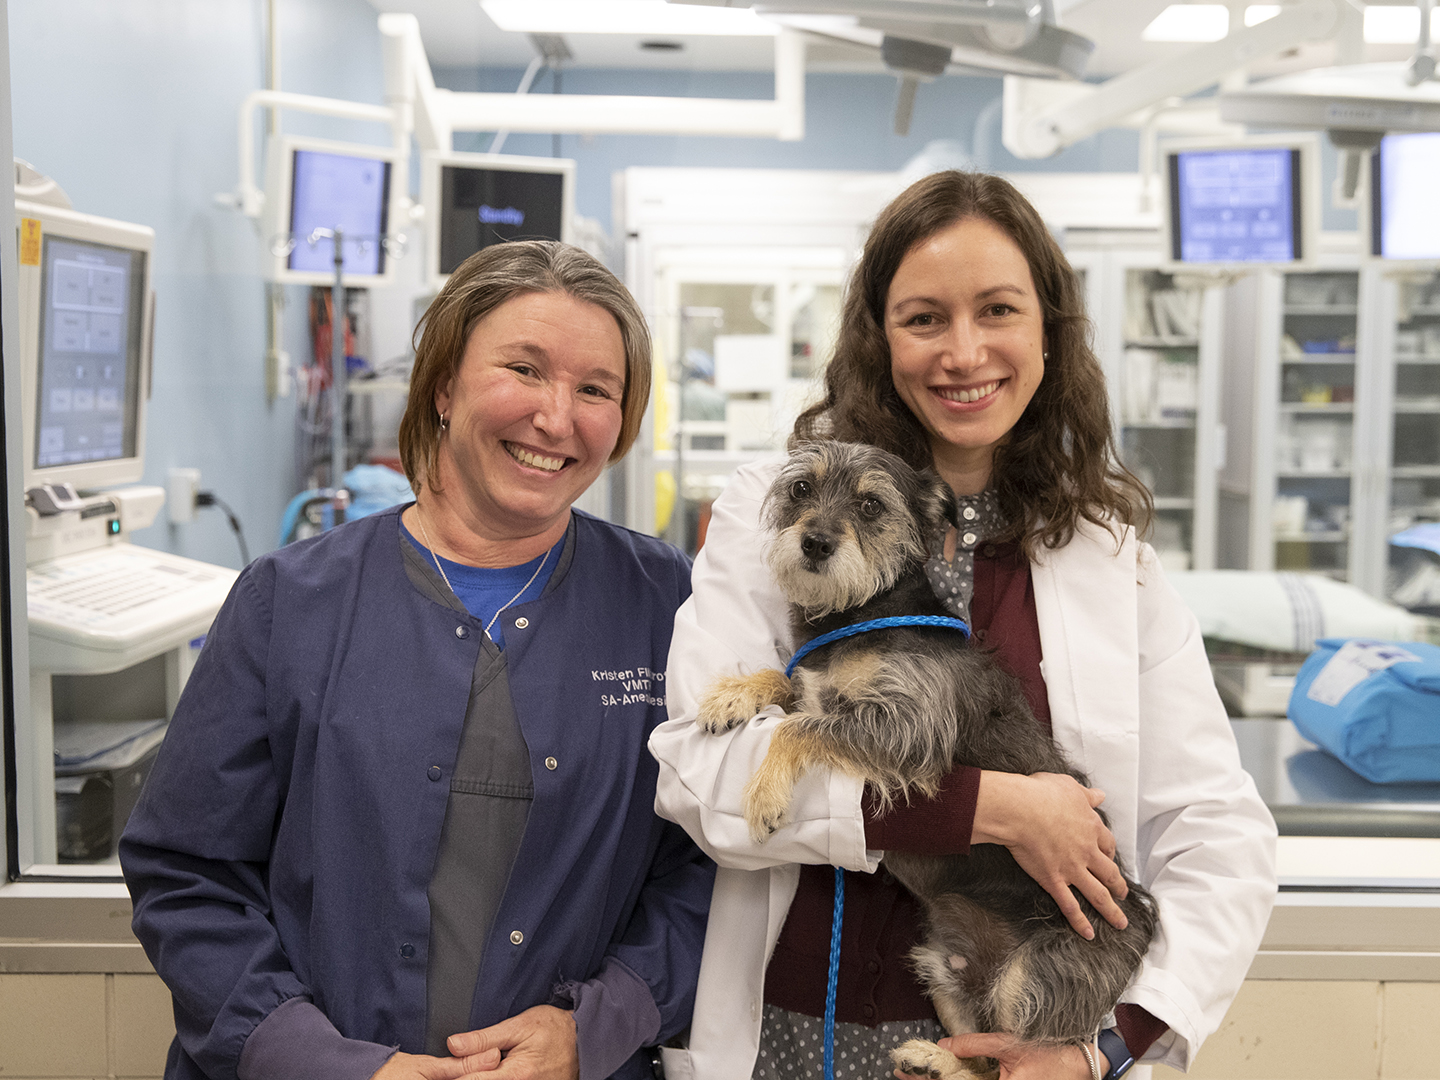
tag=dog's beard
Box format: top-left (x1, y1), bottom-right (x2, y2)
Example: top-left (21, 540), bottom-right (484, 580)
top-left (764, 524), bottom-right (902, 617)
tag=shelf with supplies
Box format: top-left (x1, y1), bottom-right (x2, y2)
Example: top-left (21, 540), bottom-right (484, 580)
top-left (1370, 270), bottom-right (1440, 600)
top-left (1125, 336), bottom-right (1199, 349)
top-left (1274, 530), bottom-right (1348, 543)
top-left (1239, 268), bottom-right (1365, 582)
top-left (1285, 305), bottom-right (1359, 316)
top-left (1279, 403), bottom-right (1355, 414)
top-left (1124, 418), bottom-right (1198, 429)
top-left (1068, 240), bottom-right (1222, 573)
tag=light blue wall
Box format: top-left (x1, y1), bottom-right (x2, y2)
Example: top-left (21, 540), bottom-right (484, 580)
top-left (9, 0), bottom-right (389, 568)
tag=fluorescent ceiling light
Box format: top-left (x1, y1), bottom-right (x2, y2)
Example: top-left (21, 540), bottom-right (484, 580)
top-left (1363, 5), bottom-right (1440, 44)
top-left (1142, 4), bottom-right (1229, 43)
top-left (1245, 5), bottom-right (1281, 26)
top-left (479, 0), bottom-right (779, 36)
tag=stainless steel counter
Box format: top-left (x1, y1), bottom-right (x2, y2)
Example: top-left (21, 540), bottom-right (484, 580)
top-left (1232, 718), bottom-right (1440, 838)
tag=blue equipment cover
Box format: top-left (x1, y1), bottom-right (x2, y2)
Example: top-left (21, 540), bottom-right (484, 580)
top-left (1289, 638), bottom-right (1440, 784)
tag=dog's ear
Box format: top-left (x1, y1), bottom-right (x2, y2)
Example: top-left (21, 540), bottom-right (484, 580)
top-left (915, 468), bottom-right (958, 535)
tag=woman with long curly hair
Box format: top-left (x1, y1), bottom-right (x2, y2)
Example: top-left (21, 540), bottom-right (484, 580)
top-left (650, 171), bottom-right (1275, 1080)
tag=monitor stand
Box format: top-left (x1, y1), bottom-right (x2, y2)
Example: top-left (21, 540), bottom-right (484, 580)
top-left (21, 486), bottom-right (238, 868)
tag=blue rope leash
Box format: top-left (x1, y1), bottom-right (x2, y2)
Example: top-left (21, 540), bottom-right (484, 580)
top-left (785, 615), bottom-right (971, 678)
top-left (788, 614), bottom-right (969, 1080)
top-left (824, 864), bottom-right (845, 1080)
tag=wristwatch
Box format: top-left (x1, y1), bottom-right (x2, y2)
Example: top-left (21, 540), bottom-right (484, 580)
top-left (1097, 1028), bottom-right (1135, 1080)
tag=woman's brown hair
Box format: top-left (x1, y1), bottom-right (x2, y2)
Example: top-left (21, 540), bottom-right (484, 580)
top-left (792, 170), bottom-right (1152, 556)
top-left (398, 240), bottom-right (651, 494)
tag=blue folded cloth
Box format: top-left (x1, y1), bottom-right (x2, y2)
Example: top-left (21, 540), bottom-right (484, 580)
top-left (1289, 638), bottom-right (1440, 784)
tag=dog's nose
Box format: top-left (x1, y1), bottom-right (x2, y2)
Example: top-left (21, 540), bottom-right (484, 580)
top-left (801, 532), bottom-right (835, 562)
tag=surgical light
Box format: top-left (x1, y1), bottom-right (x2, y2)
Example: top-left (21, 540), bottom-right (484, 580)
top-left (1363, 4), bottom-right (1440, 44)
top-left (479, 0), bottom-right (779, 36)
top-left (1245, 6), bottom-right (1282, 26)
top-left (1142, 5), bottom-right (1230, 43)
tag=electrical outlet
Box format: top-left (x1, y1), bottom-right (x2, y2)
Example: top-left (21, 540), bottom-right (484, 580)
top-left (168, 467), bottom-right (201, 524)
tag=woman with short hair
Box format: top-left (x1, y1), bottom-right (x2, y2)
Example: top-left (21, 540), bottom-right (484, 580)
top-left (650, 171), bottom-right (1276, 1080)
top-left (123, 241), bottom-right (713, 1080)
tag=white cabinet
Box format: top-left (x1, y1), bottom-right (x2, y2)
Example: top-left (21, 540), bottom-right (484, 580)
top-left (1361, 269), bottom-right (1440, 607)
top-left (1070, 238), bottom-right (1224, 571)
top-left (619, 167), bottom-right (895, 550)
top-left (652, 262), bottom-right (845, 554)
top-left (1252, 268), bottom-right (1364, 580)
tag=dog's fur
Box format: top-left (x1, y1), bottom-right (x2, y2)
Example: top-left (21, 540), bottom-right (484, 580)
top-left (697, 441), bottom-right (1158, 1080)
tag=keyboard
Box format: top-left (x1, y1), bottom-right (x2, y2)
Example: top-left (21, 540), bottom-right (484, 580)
top-left (28, 544), bottom-right (239, 673)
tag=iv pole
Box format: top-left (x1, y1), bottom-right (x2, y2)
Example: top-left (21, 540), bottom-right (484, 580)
top-left (304, 225), bottom-right (351, 525)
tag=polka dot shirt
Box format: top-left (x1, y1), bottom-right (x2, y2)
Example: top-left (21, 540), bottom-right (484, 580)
top-left (754, 1005), bottom-right (947, 1080)
top-left (923, 490), bottom-right (1003, 624)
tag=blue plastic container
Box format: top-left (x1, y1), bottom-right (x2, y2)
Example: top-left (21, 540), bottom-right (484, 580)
top-left (1289, 638), bottom-right (1440, 784)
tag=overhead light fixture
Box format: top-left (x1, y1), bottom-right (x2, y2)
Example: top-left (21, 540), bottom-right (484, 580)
top-left (1244, 6), bottom-right (1281, 27)
top-left (479, 0), bottom-right (779, 36)
top-left (1364, 5), bottom-right (1439, 45)
top-left (1141, 4), bottom-right (1230, 43)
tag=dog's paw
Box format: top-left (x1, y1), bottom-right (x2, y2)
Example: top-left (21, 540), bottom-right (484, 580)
top-left (890, 1040), bottom-right (989, 1080)
top-left (741, 777), bottom-right (791, 844)
top-left (696, 671), bottom-right (792, 734)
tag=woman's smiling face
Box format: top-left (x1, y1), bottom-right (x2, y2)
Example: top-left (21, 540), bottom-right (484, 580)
top-left (434, 289), bottom-right (626, 541)
top-left (885, 216), bottom-right (1047, 493)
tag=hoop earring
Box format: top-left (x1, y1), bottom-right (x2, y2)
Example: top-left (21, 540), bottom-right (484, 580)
top-left (438, 411), bottom-right (449, 432)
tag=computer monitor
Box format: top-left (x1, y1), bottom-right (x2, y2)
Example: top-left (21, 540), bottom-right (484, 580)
top-left (1367, 131), bottom-right (1440, 264)
top-left (422, 151), bottom-right (575, 287)
top-left (15, 200), bottom-right (153, 492)
top-left (1161, 134), bottom-right (1319, 270)
top-left (262, 134), bottom-right (400, 286)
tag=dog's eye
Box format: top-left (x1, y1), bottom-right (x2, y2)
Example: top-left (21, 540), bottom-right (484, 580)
top-left (790, 480), bottom-right (813, 499)
top-left (861, 497), bottom-right (884, 518)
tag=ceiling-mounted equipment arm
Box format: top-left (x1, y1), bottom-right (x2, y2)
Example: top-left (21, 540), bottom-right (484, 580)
top-left (218, 91), bottom-right (405, 218)
top-left (380, 11), bottom-right (806, 149)
top-left (1408, 0), bottom-right (1436, 85)
top-left (1002, 0), bottom-right (1347, 158)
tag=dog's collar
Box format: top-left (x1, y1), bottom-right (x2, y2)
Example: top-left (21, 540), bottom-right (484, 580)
top-left (784, 615), bottom-right (972, 678)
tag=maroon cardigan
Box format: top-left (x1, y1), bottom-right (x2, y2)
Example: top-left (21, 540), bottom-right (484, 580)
top-left (762, 541), bottom-right (1167, 1058)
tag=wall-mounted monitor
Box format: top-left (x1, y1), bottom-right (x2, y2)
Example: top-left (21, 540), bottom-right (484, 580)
top-left (262, 134), bottom-right (400, 286)
top-left (1161, 134), bottom-right (1320, 271)
top-left (422, 151), bottom-right (575, 287)
top-left (1367, 131), bottom-right (1440, 264)
top-left (15, 200), bottom-right (154, 492)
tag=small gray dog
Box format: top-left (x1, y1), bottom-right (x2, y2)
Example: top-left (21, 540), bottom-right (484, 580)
top-left (697, 440), bottom-right (1157, 1080)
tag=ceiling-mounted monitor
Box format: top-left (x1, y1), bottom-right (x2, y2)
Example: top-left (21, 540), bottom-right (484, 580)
top-left (1161, 134), bottom-right (1320, 272)
top-left (262, 134), bottom-right (400, 286)
top-left (422, 151), bottom-right (575, 288)
top-left (1367, 131), bottom-right (1440, 265)
top-left (15, 200), bottom-right (154, 492)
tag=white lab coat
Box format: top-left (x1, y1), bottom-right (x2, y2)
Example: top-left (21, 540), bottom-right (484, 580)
top-left (649, 460), bottom-right (1277, 1080)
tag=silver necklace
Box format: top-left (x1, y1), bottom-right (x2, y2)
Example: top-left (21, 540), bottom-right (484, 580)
top-left (414, 506), bottom-right (551, 638)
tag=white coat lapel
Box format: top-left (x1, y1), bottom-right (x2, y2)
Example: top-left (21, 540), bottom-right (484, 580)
top-left (1029, 521), bottom-right (1143, 867)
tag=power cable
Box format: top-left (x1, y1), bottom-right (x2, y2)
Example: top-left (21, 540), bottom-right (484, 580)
top-left (197, 492), bottom-right (252, 566)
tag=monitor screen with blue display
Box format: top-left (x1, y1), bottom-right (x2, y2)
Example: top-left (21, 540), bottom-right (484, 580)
top-left (287, 149), bottom-right (392, 276)
top-left (1168, 146), bottom-right (1303, 264)
top-left (439, 164), bottom-right (566, 275)
top-left (1371, 132), bottom-right (1440, 261)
